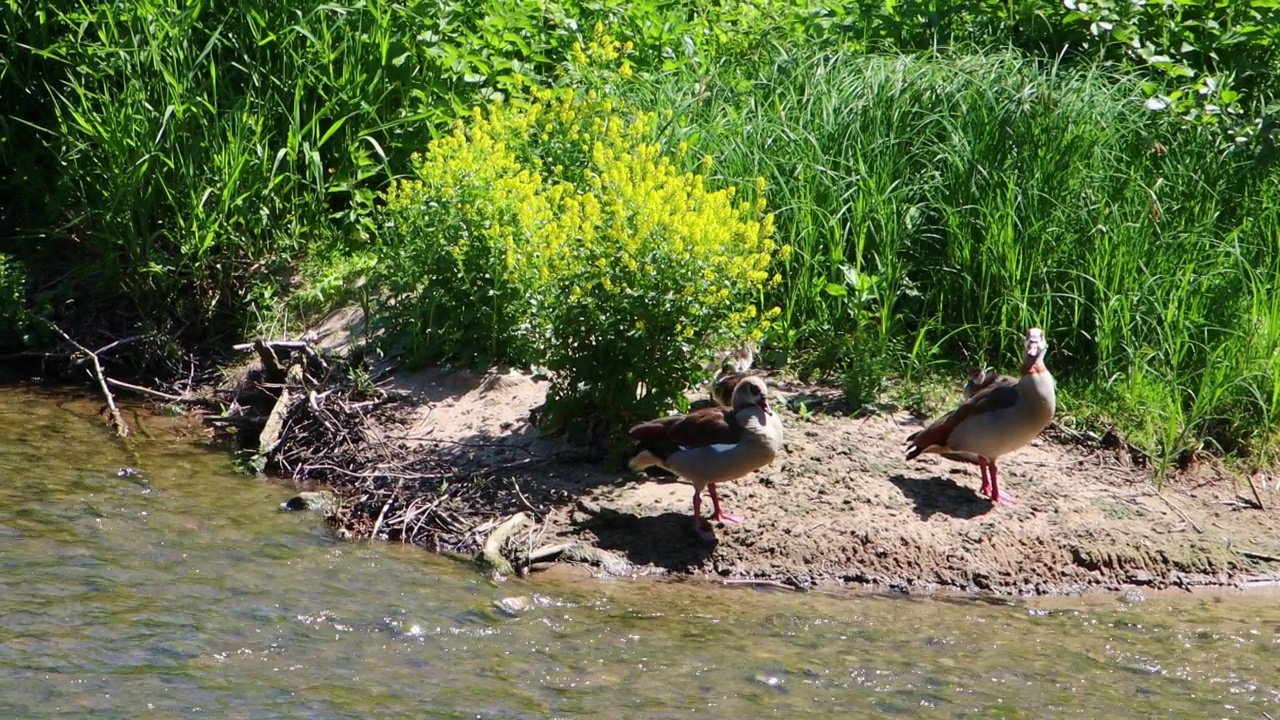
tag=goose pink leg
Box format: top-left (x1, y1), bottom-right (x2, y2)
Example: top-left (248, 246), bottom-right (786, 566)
top-left (690, 490), bottom-right (718, 543)
top-left (707, 483), bottom-right (743, 524)
top-left (978, 459), bottom-right (992, 497)
top-left (986, 460), bottom-right (1016, 507)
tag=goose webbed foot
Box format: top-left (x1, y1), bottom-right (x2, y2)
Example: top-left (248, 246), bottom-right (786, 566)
top-left (707, 483), bottom-right (744, 525)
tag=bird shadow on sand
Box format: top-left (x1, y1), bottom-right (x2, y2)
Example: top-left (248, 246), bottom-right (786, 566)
top-left (887, 474), bottom-right (994, 520)
top-left (573, 504), bottom-right (718, 572)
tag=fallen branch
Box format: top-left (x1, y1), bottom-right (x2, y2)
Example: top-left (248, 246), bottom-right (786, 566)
top-left (528, 542), bottom-right (575, 564)
top-left (370, 480), bottom-right (403, 540)
top-left (718, 577), bottom-right (804, 592)
top-left (232, 340), bottom-right (313, 352)
top-left (39, 319), bottom-right (128, 438)
top-left (104, 377), bottom-right (194, 403)
top-left (255, 366), bottom-right (301, 468)
top-left (479, 512), bottom-right (530, 576)
top-left (93, 335), bottom-right (144, 357)
top-left (1239, 549), bottom-right (1280, 564)
top-left (1157, 492), bottom-right (1203, 534)
top-left (509, 477), bottom-right (542, 517)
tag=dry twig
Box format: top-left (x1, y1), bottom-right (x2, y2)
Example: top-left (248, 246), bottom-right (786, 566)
top-left (1157, 492), bottom-right (1203, 534)
top-left (40, 319), bottom-right (129, 438)
top-left (1245, 473), bottom-right (1266, 511)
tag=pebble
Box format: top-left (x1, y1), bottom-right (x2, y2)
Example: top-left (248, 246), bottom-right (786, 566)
top-left (753, 674), bottom-right (783, 687)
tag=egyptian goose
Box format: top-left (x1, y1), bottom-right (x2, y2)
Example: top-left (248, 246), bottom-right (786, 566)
top-left (905, 328), bottom-right (1056, 505)
top-left (710, 346), bottom-right (757, 407)
top-left (629, 375), bottom-right (784, 542)
top-left (963, 366), bottom-right (1017, 399)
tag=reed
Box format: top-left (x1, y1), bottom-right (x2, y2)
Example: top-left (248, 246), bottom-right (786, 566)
top-left (640, 48), bottom-right (1280, 467)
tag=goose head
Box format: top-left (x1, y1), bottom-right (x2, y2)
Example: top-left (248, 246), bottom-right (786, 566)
top-left (720, 345), bottom-right (755, 375)
top-left (1023, 328), bottom-right (1049, 371)
top-left (732, 375), bottom-right (772, 415)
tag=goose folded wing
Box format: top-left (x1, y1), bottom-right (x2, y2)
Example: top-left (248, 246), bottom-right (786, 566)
top-left (905, 383), bottom-right (1021, 455)
top-left (630, 407), bottom-right (742, 447)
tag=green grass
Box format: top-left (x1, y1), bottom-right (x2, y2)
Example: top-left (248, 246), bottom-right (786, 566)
top-left (2, 0), bottom-right (1279, 470)
top-left (0, 0), bottom-right (710, 349)
top-left (636, 48), bottom-right (1280, 470)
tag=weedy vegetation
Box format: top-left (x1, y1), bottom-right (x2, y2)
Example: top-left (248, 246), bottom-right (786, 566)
top-left (2, 0), bottom-right (1278, 470)
top-left (372, 78), bottom-right (781, 441)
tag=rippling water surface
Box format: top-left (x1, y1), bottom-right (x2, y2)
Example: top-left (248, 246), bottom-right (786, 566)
top-left (1, 386), bottom-right (1277, 718)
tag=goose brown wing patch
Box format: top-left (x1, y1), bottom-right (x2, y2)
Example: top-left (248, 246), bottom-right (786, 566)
top-left (905, 383), bottom-right (1020, 459)
top-left (628, 414), bottom-right (685, 442)
top-left (629, 407), bottom-right (742, 447)
top-left (667, 408), bottom-right (742, 447)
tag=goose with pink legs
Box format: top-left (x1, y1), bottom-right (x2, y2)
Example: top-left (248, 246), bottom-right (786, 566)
top-left (628, 376), bottom-right (784, 543)
top-left (905, 328), bottom-right (1057, 506)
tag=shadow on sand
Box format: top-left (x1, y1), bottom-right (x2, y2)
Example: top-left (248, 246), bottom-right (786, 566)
top-left (572, 503), bottom-right (718, 572)
top-left (886, 473), bottom-right (994, 520)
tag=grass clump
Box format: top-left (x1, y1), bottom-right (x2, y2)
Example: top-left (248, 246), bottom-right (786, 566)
top-left (640, 48), bottom-right (1280, 467)
top-left (0, 0), bottom-right (728, 349)
top-left (372, 60), bottom-right (781, 441)
top-left (0, 255), bottom-right (33, 350)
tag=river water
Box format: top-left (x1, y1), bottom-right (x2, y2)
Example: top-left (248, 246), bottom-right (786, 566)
top-left (1, 386), bottom-right (1278, 718)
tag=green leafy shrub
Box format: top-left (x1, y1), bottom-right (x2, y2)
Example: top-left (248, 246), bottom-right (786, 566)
top-left (373, 36), bottom-right (782, 440)
top-left (0, 0), bottom-right (724, 350)
top-left (0, 254), bottom-right (32, 350)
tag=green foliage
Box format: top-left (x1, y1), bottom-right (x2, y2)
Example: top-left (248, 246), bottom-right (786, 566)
top-left (0, 254), bottom-right (32, 349)
top-left (0, 0), bottom-right (717, 344)
top-left (645, 48), bottom-right (1280, 467)
top-left (372, 66), bottom-right (780, 440)
top-left (3, 0), bottom-right (1280, 467)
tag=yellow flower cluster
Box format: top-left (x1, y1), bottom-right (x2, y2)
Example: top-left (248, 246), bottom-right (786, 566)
top-left (570, 23), bottom-right (635, 78)
top-left (379, 79), bottom-right (780, 420)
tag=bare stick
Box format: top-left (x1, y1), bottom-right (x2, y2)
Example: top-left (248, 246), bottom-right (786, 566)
top-left (40, 319), bottom-right (129, 438)
top-left (1158, 492), bottom-right (1203, 534)
top-left (93, 335), bottom-right (143, 357)
top-left (1245, 473), bottom-right (1266, 511)
top-left (1239, 549), bottom-right (1280, 564)
top-left (509, 477), bottom-right (541, 517)
top-left (370, 481), bottom-right (403, 540)
top-left (231, 340), bottom-right (312, 352)
top-left (718, 578), bottom-right (804, 592)
top-left (528, 542), bottom-right (574, 563)
top-left (104, 377), bottom-right (191, 403)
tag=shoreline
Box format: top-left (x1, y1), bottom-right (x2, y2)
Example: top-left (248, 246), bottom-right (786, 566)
top-left (8, 312), bottom-right (1280, 599)
top-left (216, 318), bottom-right (1280, 598)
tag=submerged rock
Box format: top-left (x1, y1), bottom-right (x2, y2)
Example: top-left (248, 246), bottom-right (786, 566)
top-left (279, 490), bottom-right (338, 515)
top-left (493, 596), bottom-right (535, 616)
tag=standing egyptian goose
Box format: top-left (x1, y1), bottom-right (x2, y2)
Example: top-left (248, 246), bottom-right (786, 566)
top-left (963, 366), bottom-right (1017, 399)
top-left (710, 346), bottom-right (757, 407)
top-left (905, 328), bottom-right (1056, 505)
top-left (629, 376), bottom-right (784, 542)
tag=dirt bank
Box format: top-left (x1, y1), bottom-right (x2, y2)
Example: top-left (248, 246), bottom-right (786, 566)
top-left (372, 365), bottom-right (1280, 594)
top-left (209, 309), bottom-right (1280, 597)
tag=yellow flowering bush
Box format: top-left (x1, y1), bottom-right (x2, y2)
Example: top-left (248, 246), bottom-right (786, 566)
top-left (373, 38), bottom-right (781, 440)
